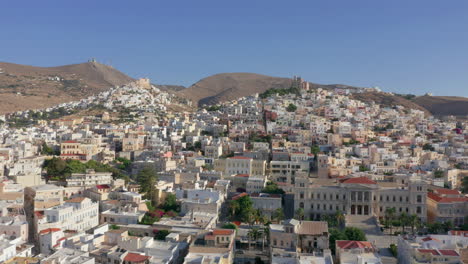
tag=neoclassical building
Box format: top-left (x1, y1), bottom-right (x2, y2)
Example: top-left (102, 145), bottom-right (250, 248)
top-left (293, 175), bottom-right (427, 222)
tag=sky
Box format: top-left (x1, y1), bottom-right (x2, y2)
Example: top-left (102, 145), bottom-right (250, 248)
top-left (1, 0), bottom-right (467, 96)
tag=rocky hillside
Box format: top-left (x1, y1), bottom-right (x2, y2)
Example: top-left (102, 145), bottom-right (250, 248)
top-left (413, 96), bottom-right (468, 116)
top-left (350, 92), bottom-right (432, 116)
top-left (0, 61), bottom-right (134, 114)
top-left (179, 73), bottom-right (293, 106)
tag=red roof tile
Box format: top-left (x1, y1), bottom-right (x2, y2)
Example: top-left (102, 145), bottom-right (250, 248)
top-left (39, 228), bottom-right (61, 235)
top-left (124, 253), bottom-right (150, 263)
top-left (342, 177), bottom-right (376, 185)
top-left (229, 156), bottom-right (251, 160)
top-left (439, 250), bottom-right (459, 256)
top-left (232, 192), bottom-right (248, 200)
top-left (336, 240), bottom-right (374, 249)
top-left (428, 192), bottom-right (468, 203)
top-left (422, 236), bottom-right (440, 242)
top-left (435, 188), bottom-right (461, 195)
top-left (418, 249), bottom-right (440, 255)
top-left (449, 230), bottom-right (468, 237)
top-left (62, 140), bottom-right (78, 143)
top-left (212, 229), bottom-right (234, 236)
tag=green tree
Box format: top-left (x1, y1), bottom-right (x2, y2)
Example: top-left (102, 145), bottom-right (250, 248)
top-left (399, 213), bottom-right (409, 233)
top-left (229, 195), bottom-right (254, 223)
top-left (273, 208), bottom-right (285, 223)
top-left (222, 223), bottom-right (238, 230)
top-left (136, 166), bottom-right (159, 205)
top-left (344, 227), bottom-right (367, 241)
top-left (427, 222), bottom-right (444, 234)
top-left (329, 228), bottom-right (348, 254)
top-left (154, 230), bottom-right (170, 240)
top-left (295, 208), bottom-right (305, 220)
top-left (310, 145), bottom-right (320, 156)
top-left (248, 227), bottom-right (262, 250)
top-left (162, 193), bottom-right (179, 212)
top-left (408, 214), bottom-right (420, 235)
top-left (41, 142), bottom-right (55, 155)
top-left (385, 207), bottom-right (397, 234)
top-left (261, 181), bottom-right (285, 195)
top-left (286, 103), bottom-right (297, 112)
top-left (423, 143), bottom-right (435, 151)
top-left (433, 170), bottom-right (444, 178)
top-left (44, 157), bottom-right (67, 179)
top-left (460, 176), bottom-right (468, 194)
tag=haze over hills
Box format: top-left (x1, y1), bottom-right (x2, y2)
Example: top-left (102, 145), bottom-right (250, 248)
top-left (0, 61), bottom-right (134, 114)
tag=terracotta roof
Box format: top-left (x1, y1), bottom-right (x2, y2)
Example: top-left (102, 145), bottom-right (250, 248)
top-left (418, 249), bottom-right (440, 255)
top-left (39, 228), bottom-right (61, 235)
top-left (62, 140), bottom-right (78, 143)
top-left (228, 156), bottom-right (251, 160)
top-left (439, 250), bottom-right (459, 256)
top-left (449, 230), bottom-right (468, 237)
top-left (236, 174), bottom-right (249, 177)
top-left (66, 197), bottom-right (87, 203)
top-left (124, 253), bottom-right (150, 263)
top-left (435, 188), bottom-right (460, 195)
top-left (428, 193), bottom-right (468, 203)
top-left (422, 236), bottom-right (440, 242)
top-left (336, 240), bottom-right (374, 249)
top-left (342, 177), bottom-right (377, 185)
top-left (212, 229), bottom-right (234, 236)
top-left (96, 184), bottom-right (110, 189)
top-left (232, 192), bottom-right (248, 200)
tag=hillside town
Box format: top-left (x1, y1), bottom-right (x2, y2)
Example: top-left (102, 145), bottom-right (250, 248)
top-left (0, 76), bottom-right (466, 264)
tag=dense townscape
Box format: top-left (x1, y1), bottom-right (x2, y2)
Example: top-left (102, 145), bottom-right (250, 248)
top-left (0, 76), bottom-right (466, 264)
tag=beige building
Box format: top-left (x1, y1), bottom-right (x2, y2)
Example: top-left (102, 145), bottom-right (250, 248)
top-left (294, 175), bottom-right (428, 222)
top-left (269, 219), bottom-right (329, 254)
top-left (427, 188), bottom-right (468, 226)
top-left (214, 156), bottom-right (266, 176)
top-left (66, 169), bottom-right (113, 187)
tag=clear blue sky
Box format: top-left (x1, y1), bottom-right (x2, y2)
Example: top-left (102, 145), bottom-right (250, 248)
top-left (1, 0), bottom-right (467, 96)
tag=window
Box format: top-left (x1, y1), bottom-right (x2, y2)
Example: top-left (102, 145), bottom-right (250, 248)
top-left (417, 206), bottom-right (422, 214)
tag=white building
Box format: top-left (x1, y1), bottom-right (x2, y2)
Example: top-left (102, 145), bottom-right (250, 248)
top-left (66, 169), bottom-right (113, 187)
top-left (44, 197), bottom-right (99, 233)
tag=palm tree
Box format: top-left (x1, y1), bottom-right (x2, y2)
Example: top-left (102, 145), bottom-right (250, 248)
top-left (273, 208), bottom-right (284, 223)
top-left (261, 226), bottom-right (270, 251)
top-left (248, 228), bottom-right (261, 250)
top-left (408, 214), bottom-right (419, 235)
top-left (336, 211), bottom-right (346, 229)
top-left (385, 207), bottom-right (396, 234)
top-left (247, 208), bottom-right (258, 226)
top-left (295, 208), bottom-right (305, 220)
top-left (399, 213), bottom-right (409, 233)
top-left (229, 201), bottom-right (239, 220)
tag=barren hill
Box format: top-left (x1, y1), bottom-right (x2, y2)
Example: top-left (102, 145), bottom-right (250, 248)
top-left (0, 61), bottom-right (133, 113)
top-left (179, 73), bottom-right (293, 106)
top-left (413, 96), bottom-right (468, 116)
top-left (350, 92), bottom-right (432, 115)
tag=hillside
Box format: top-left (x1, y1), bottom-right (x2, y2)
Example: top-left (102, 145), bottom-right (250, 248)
top-left (179, 73), bottom-right (293, 106)
top-left (0, 61), bottom-right (134, 114)
top-left (413, 96), bottom-right (468, 116)
top-left (350, 92), bottom-right (432, 115)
